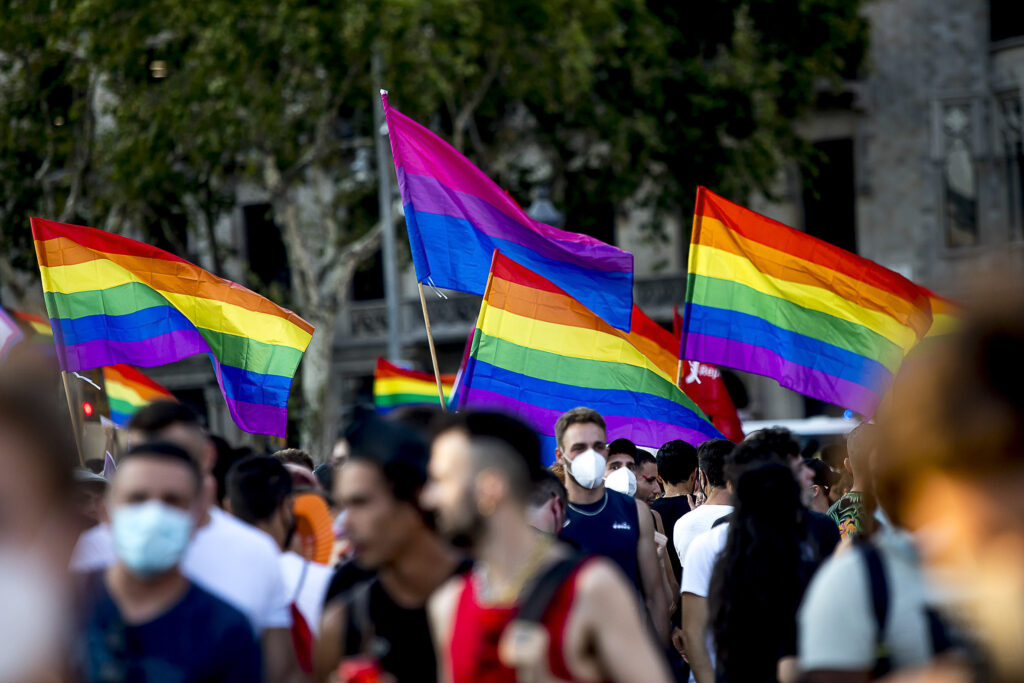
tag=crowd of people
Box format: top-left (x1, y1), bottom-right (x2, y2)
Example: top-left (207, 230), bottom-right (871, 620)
top-left (2, 294), bottom-right (1024, 683)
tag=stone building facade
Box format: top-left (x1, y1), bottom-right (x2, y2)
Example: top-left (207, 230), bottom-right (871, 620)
top-left (152, 0), bottom-right (1024, 445)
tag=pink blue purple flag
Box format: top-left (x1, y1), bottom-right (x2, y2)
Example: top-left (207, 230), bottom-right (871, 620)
top-left (382, 92), bottom-right (635, 331)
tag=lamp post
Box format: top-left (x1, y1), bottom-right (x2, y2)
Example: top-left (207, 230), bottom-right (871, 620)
top-left (526, 184), bottom-right (565, 228)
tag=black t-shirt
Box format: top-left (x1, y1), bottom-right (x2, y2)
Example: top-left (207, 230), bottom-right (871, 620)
top-left (323, 558), bottom-right (376, 605)
top-left (805, 510), bottom-right (841, 563)
top-left (341, 560), bottom-right (472, 683)
top-left (79, 575), bottom-right (261, 683)
top-left (651, 495), bottom-right (691, 583)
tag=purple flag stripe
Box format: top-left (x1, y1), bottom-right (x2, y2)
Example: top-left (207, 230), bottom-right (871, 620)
top-left (399, 170), bottom-right (631, 272)
top-left (683, 332), bottom-right (882, 416)
top-left (222, 393), bottom-right (288, 438)
top-left (58, 329), bottom-right (210, 372)
top-left (463, 386), bottom-right (715, 449)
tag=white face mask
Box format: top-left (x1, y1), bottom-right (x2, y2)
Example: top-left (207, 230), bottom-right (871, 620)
top-left (568, 448), bottom-right (607, 490)
top-left (605, 467), bottom-right (637, 496)
top-left (0, 548), bottom-right (64, 681)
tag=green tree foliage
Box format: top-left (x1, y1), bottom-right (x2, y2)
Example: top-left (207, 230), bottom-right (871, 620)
top-left (0, 0), bottom-right (866, 451)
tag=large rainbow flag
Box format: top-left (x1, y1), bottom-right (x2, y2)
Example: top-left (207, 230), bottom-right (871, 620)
top-left (103, 364), bottom-right (176, 427)
top-left (382, 93), bottom-right (635, 332)
top-left (31, 217), bottom-right (314, 437)
top-left (454, 251), bottom-right (723, 462)
top-left (373, 357), bottom-right (455, 414)
top-left (681, 187), bottom-right (932, 417)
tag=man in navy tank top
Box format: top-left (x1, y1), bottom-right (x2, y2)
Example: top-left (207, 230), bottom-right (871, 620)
top-left (554, 407), bottom-right (670, 644)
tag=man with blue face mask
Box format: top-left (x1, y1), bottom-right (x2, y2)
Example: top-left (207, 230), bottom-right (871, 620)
top-left (77, 442), bottom-right (261, 681)
top-left (554, 407), bottom-right (670, 644)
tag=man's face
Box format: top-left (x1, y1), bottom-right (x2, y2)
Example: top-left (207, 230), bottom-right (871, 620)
top-left (337, 460), bottom-right (421, 568)
top-left (789, 455), bottom-right (815, 506)
top-left (108, 458), bottom-right (200, 521)
top-left (605, 453), bottom-right (635, 476)
top-left (74, 483), bottom-right (106, 529)
top-left (557, 423), bottom-right (608, 467)
top-left (422, 430), bottom-right (480, 546)
top-left (636, 461), bottom-right (662, 504)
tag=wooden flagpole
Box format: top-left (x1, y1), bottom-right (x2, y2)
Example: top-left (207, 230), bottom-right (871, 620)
top-left (676, 359), bottom-right (684, 387)
top-left (417, 282), bottom-right (447, 411)
top-left (61, 371), bottom-right (86, 466)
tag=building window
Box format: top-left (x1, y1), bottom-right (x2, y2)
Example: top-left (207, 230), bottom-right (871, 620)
top-left (802, 138), bottom-right (858, 254)
top-left (242, 204), bottom-right (290, 288)
top-left (991, 0), bottom-right (1024, 43)
top-left (941, 104), bottom-right (979, 248)
top-left (998, 95), bottom-right (1024, 240)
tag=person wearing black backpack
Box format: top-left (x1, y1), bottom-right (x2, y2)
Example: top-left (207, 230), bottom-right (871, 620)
top-left (423, 411), bottom-right (672, 683)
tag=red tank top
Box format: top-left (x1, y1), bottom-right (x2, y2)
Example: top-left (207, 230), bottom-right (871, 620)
top-left (448, 560), bottom-right (591, 683)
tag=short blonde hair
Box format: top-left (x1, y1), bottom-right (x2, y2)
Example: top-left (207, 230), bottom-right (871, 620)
top-left (554, 407), bottom-right (606, 450)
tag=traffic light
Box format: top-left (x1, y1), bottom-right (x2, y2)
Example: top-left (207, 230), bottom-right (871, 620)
top-left (77, 370), bottom-right (106, 423)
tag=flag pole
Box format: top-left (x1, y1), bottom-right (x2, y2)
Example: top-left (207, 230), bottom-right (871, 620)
top-left (676, 359), bottom-right (684, 387)
top-left (417, 282), bottom-right (447, 411)
top-left (61, 370), bottom-right (86, 466)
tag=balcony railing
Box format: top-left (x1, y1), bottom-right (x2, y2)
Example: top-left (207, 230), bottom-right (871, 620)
top-left (336, 274), bottom-right (687, 348)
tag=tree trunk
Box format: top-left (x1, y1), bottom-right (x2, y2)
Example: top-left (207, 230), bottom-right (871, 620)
top-left (298, 308), bottom-right (337, 461)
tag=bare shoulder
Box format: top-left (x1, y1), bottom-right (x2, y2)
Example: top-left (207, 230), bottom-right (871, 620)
top-left (575, 557), bottom-right (632, 598)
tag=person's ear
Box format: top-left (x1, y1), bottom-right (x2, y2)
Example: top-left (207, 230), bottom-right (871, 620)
top-left (475, 469), bottom-right (507, 517)
top-left (810, 484), bottom-right (822, 499)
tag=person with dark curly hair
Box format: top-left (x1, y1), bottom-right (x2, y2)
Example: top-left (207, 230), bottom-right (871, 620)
top-left (707, 462), bottom-right (816, 682)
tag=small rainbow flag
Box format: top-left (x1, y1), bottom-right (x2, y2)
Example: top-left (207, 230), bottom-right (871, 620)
top-left (382, 93), bottom-right (635, 331)
top-left (682, 187), bottom-right (933, 417)
top-left (31, 217), bottom-right (314, 437)
top-left (0, 306), bottom-right (25, 359)
top-left (13, 310), bottom-right (53, 337)
top-left (102, 364), bottom-right (176, 427)
top-left (373, 357), bottom-right (454, 414)
top-left (454, 252), bottom-right (723, 461)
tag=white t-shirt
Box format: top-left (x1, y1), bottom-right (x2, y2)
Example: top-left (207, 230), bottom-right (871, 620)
top-left (280, 551), bottom-right (333, 637)
top-left (680, 523), bottom-right (730, 683)
top-left (673, 504), bottom-right (733, 586)
top-left (71, 507), bottom-right (291, 631)
top-left (798, 526), bottom-right (937, 673)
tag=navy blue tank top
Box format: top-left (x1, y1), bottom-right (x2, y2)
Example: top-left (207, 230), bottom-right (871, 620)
top-left (561, 489), bottom-right (641, 590)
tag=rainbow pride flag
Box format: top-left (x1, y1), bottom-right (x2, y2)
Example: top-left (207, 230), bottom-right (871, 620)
top-left (0, 305), bottom-right (25, 360)
top-left (103, 364), bottom-right (176, 427)
top-left (31, 217), bottom-right (314, 437)
top-left (382, 93), bottom-right (635, 332)
top-left (682, 187), bottom-right (932, 417)
top-left (373, 357), bottom-right (455, 414)
top-left (454, 252), bottom-right (723, 461)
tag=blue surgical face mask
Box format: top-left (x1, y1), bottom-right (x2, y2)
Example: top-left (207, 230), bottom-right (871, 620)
top-left (111, 501), bottom-right (194, 579)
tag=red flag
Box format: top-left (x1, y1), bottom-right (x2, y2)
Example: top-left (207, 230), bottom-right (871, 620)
top-left (672, 306), bottom-right (743, 442)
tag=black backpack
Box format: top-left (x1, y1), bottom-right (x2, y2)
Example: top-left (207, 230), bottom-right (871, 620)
top-left (854, 538), bottom-right (955, 679)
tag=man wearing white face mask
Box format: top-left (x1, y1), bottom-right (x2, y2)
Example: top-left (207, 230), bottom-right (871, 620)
top-left (77, 442), bottom-right (261, 681)
top-left (555, 407), bottom-right (670, 643)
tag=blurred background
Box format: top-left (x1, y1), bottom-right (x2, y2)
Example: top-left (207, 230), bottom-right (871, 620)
top-left (2, 0), bottom-right (1021, 458)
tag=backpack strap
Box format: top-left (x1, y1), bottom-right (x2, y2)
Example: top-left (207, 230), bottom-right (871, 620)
top-left (855, 539), bottom-right (891, 678)
top-left (515, 554), bottom-right (587, 624)
top-left (712, 512), bottom-right (733, 528)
